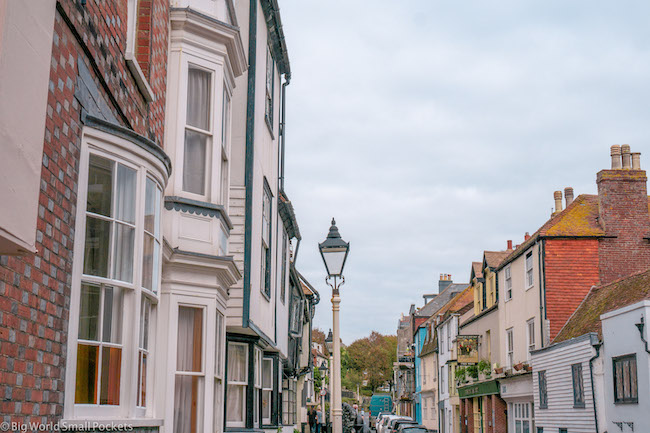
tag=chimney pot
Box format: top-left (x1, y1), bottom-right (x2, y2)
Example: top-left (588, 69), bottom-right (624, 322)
top-left (507, 240), bottom-right (512, 250)
top-left (622, 144), bottom-right (632, 169)
top-left (524, 232), bottom-right (530, 241)
top-left (564, 187), bottom-right (574, 207)
top-left (631, 152), bottom-right (641, 170)
top-left (553, 190), bottom-right (563, 214)
top-left (611, 145), bottom-right (622, 169)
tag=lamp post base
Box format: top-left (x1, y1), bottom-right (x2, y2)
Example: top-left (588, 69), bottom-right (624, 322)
top-left (332, 408), bottom-right (343, 433)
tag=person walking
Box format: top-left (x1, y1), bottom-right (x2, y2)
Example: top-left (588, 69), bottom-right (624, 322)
top-left (316, 405), bottom-right (324, 433)
top-left (309, 406), bottom-right (317, 433)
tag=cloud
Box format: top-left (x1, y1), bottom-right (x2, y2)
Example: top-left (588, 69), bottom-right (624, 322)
top-left (279, 0), bottom-right (650, 344)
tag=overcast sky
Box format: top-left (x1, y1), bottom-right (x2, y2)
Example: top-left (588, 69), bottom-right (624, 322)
top-left (279, 0), bottom-right (650, 344)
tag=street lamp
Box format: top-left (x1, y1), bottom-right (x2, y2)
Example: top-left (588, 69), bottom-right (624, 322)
top-left (319, 219), bottom-right (350, 433)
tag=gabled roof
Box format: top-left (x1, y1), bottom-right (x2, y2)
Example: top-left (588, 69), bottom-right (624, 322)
top-left (497, 194), bottom-right (608, 270)
top-left (437, 285), bottom-right (474, 322)
top-left (553, 267), bottom-right (650, 343)
top-left (470, 262), bottom-right (483, 280)
top-left (484, 250), bottom-right (511, 270)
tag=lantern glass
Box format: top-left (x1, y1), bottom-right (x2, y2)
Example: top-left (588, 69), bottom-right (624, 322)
top-left (321, 247), bottom-right (348, 277)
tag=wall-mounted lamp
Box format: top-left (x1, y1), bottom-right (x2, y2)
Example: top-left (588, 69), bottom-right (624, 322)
top-left (634, 316), bottom-right (650, 354)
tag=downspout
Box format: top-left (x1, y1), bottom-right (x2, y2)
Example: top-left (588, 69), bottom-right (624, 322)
top-left (242, 0), bottom-right (258, 328)
top-left (279, 77), bottom-right (290, 191)
top-left (589, 339), bottom-right (602, 433)
top-left (537, 239), bottom-right (546, 347)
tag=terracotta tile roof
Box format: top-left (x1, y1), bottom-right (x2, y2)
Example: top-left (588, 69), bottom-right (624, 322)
top-left (471, 261), bottom-right (483, 279)
top-left (484, 250), bottom-right (511, 269)
top-left (497, 194), bottom-right (611, 270)
top-left (553, 267), bottom-right (650, 343)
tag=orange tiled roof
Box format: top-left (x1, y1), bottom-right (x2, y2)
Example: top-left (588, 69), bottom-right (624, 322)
top-left (553, 267), bottom-right (650, 343)
top-left (484, 250), bottom-right (511, 269)
top-left (497, 194), bottom-right (614, 270)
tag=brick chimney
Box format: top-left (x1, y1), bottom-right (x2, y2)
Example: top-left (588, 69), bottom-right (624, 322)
top-left (597, 145), bottom-right (650, 283)
top-left (552, 191), bottom-right (563, 215)
top-left (507, 240), bottom-right (513, 250)
top-left (564, 187), bottom-right (574, 207)
top-left (439, 274), bottom-right (453, 292)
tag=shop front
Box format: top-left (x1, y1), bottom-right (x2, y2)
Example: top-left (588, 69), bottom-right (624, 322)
top-left (458, 380), bottom-right (507, 433)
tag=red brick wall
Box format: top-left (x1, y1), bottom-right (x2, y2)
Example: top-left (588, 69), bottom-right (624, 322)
top-left (544, 238), bottom-right (600, 341)
top-left (492, 395), bottom-right (507, 433)
top-left (596, 169), bottom-right (650, 284)
top-left (0, 0), bottom-right (168, 425)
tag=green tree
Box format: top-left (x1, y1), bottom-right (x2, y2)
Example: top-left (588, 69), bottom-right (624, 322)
top-left (344, 331), bottom-right (397, 393)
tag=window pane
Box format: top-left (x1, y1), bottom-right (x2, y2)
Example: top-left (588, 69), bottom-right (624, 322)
top-left (78, 284), bottom-right (101, 341)
top-left (115, 164), bottom-right (136, 224)
top-left (144, 178), bottom-right (161, 236)
top-left (138, 352), bottom-right (147, 407)
top-left (101, 286), bottom-right (123, 343)
top-left (215, 313), bottom-right (223, 376)
top-left (263, 359), bottom-right (273, 388)
top-left (177, 307), bottom-right (203, 372)
top-left (187, 68), bottom-right (211, 130)
top-left (112, 223), bottom-right (135, 282)
top-left (226, 384), bottom-right (245, 422)
top-left (630, 357), bottom-right (638, 398)
top-left (262, 389), bottom-right (272, 420)
top-left (140, 297), bottom-right (151, 350)
top-left (228, 344), bottom-right (247, 382)
top-left (174, 375), bottom-right (204, 433)
top-left (87, 155), bottom-right (113, 217)
top-left (83, 217), bottom-right (111, 277)
top-left (214, 380), bottom-right (223, 433)
top-left (99, 346), bottom-right (122, 405)
top-left (183, 129), bottom-right (207, 195)
top-left (75, 343), bottom-right (99, 404)
top-left (142, 233), bottom-right (155, 291)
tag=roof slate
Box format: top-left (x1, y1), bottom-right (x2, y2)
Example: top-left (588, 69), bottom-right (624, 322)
top-left (471, 262), bottom-right (483, 280)
top-left (416, 283), bottom-right (468, 319)
top-left (553, 267), bottom-right (650, 343)
top-left (484, 250), bottom-right (511, 269)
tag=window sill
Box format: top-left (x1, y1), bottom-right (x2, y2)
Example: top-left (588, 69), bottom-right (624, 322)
top-left (614, 400), bottom-right (639, 405)
top-left (573, 403), bottom-right (586, 409)
top-left (260, 288), bottom-right (271, 302)
top-left (264, 115), bottom-right (275, 139)
top-left (525, 285), bottom-right (534, 291)
top-left (125, 52), bottom-right (155, 103)
top-left (61, 418), bottom-right (163, 429)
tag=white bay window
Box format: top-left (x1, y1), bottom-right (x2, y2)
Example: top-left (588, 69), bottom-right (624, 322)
top-left (65, 125), bottom-right (167, 421)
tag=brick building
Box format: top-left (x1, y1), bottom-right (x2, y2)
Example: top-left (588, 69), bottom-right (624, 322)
top-left (0, 0), bottom-right (170, 429)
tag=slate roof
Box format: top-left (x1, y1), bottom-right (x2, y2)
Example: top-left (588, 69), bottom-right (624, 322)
top-left (553, 267), bottom-right (650, 343)
top-left (419, 286), bottom-right (473, 356)
top-left (415, 283), bottom-right (468, 318)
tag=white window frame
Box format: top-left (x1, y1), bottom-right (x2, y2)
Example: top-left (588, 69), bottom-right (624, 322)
top-left (506, 328), bottom-right (514, 369)
top-left (525, 251), bottom-right (534, 289)
top-left (213, 312), bottom-right (225, 433)
top-left (125, 0), bottom-right (155, 101)
top-left (505, 266), bottom-right (512, 301)
top-left (63, 127), bottom-right (166, 421)
top-left (261, 184), bottom-right (273, 299)
top-left (526, 319), bottom-right (535, 361)
top-left (264, 43), bottom-right (275, 131)
top-left (261, 357), bottom-right (274, 425)
top-left (174, 54), bottom-right (230, 205)
top-left (254, 348), bottom-right (262, 427)
top-left (509, 402), bottom-right (533, 433)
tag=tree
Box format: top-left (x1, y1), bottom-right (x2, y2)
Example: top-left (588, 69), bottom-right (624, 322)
top-left (313, 328), bottom-right (329, 356)
top-left (345, 331), bottom-right (397, 393)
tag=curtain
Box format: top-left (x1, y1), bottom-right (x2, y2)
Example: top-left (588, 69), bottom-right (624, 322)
top-left (183, 130), bottom-right (207, 195)
top-left (186, 68), bottom-right (210, 130)
top-left (101, 286), bottom-right (123, 343)
top-left (115, 164), bottom-right (136, 223)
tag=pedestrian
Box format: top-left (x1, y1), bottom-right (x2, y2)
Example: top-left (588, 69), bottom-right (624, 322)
top-left (309, 406), bottom-right (317, 433)
top-left (316, 405), bottom-right (324, 433)
top-left (353, 405), bottom-right (364, 433)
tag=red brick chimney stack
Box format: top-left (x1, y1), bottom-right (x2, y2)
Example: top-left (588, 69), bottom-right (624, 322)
top-left (597, 145), bottom-right (650, 283)
top-left (507, 240), bottom-right (513, 250)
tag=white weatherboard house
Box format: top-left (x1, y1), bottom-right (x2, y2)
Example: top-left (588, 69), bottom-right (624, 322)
top-left (532, 268), bottom-right (650, 433)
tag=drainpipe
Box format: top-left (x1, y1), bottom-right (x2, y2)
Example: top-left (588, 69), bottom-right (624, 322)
top-left (537, 239), bottom-right (546, 347)
top-left (279, 77), bottom-right (290, 191)
top-left (588, 339), bottom-right (602, 433)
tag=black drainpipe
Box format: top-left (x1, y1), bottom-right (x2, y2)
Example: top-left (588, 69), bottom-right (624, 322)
top-left (279, 77), bottom-right (290, 191)
top-left (589, 340), bottom-right (602, 433)
top-left (242, 0), bottom-right (257, 328)
top-left (538, 239), bottom-right (546, 347)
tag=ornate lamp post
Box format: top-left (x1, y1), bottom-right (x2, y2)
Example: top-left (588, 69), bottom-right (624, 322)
top-left (325, 329), bottom-right (334, 428)
top-left (319, 362), bottom-right (329, 430)
top-left (319, 219), bottom-right (350, 433)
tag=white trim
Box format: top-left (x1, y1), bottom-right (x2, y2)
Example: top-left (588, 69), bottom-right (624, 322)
top-left (600, 299), bottom-right (650, 320)
top-left (524, 250), bottom-right (534, 290)
top-left (64, 126), bottom-right (168, 421)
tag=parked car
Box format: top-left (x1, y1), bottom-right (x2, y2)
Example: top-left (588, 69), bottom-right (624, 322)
top-left (390, 419), bottom-right (418, 433)
top-left (398, 425), bottom-right (430, 433)
top-left (369, 394), bottom-right (393, 429)
top-left (378, 415), bottom-right (404, 433)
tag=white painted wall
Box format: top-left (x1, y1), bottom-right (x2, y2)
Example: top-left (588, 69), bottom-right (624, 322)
top-left (498, 242), bottom-right (542, 369)
top-left (531, 334), bottom-right (599, 433)
top-left (601, 301), bottom-right (650, 433)
top-left (0, 0), bottom-right (56, 254)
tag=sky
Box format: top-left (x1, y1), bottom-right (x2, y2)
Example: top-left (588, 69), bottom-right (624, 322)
top-left (278, 0), bottom-right (650, 344)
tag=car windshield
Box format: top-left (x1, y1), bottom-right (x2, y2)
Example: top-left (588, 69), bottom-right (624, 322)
top-left (402, 429), bottom-right (427, 433)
